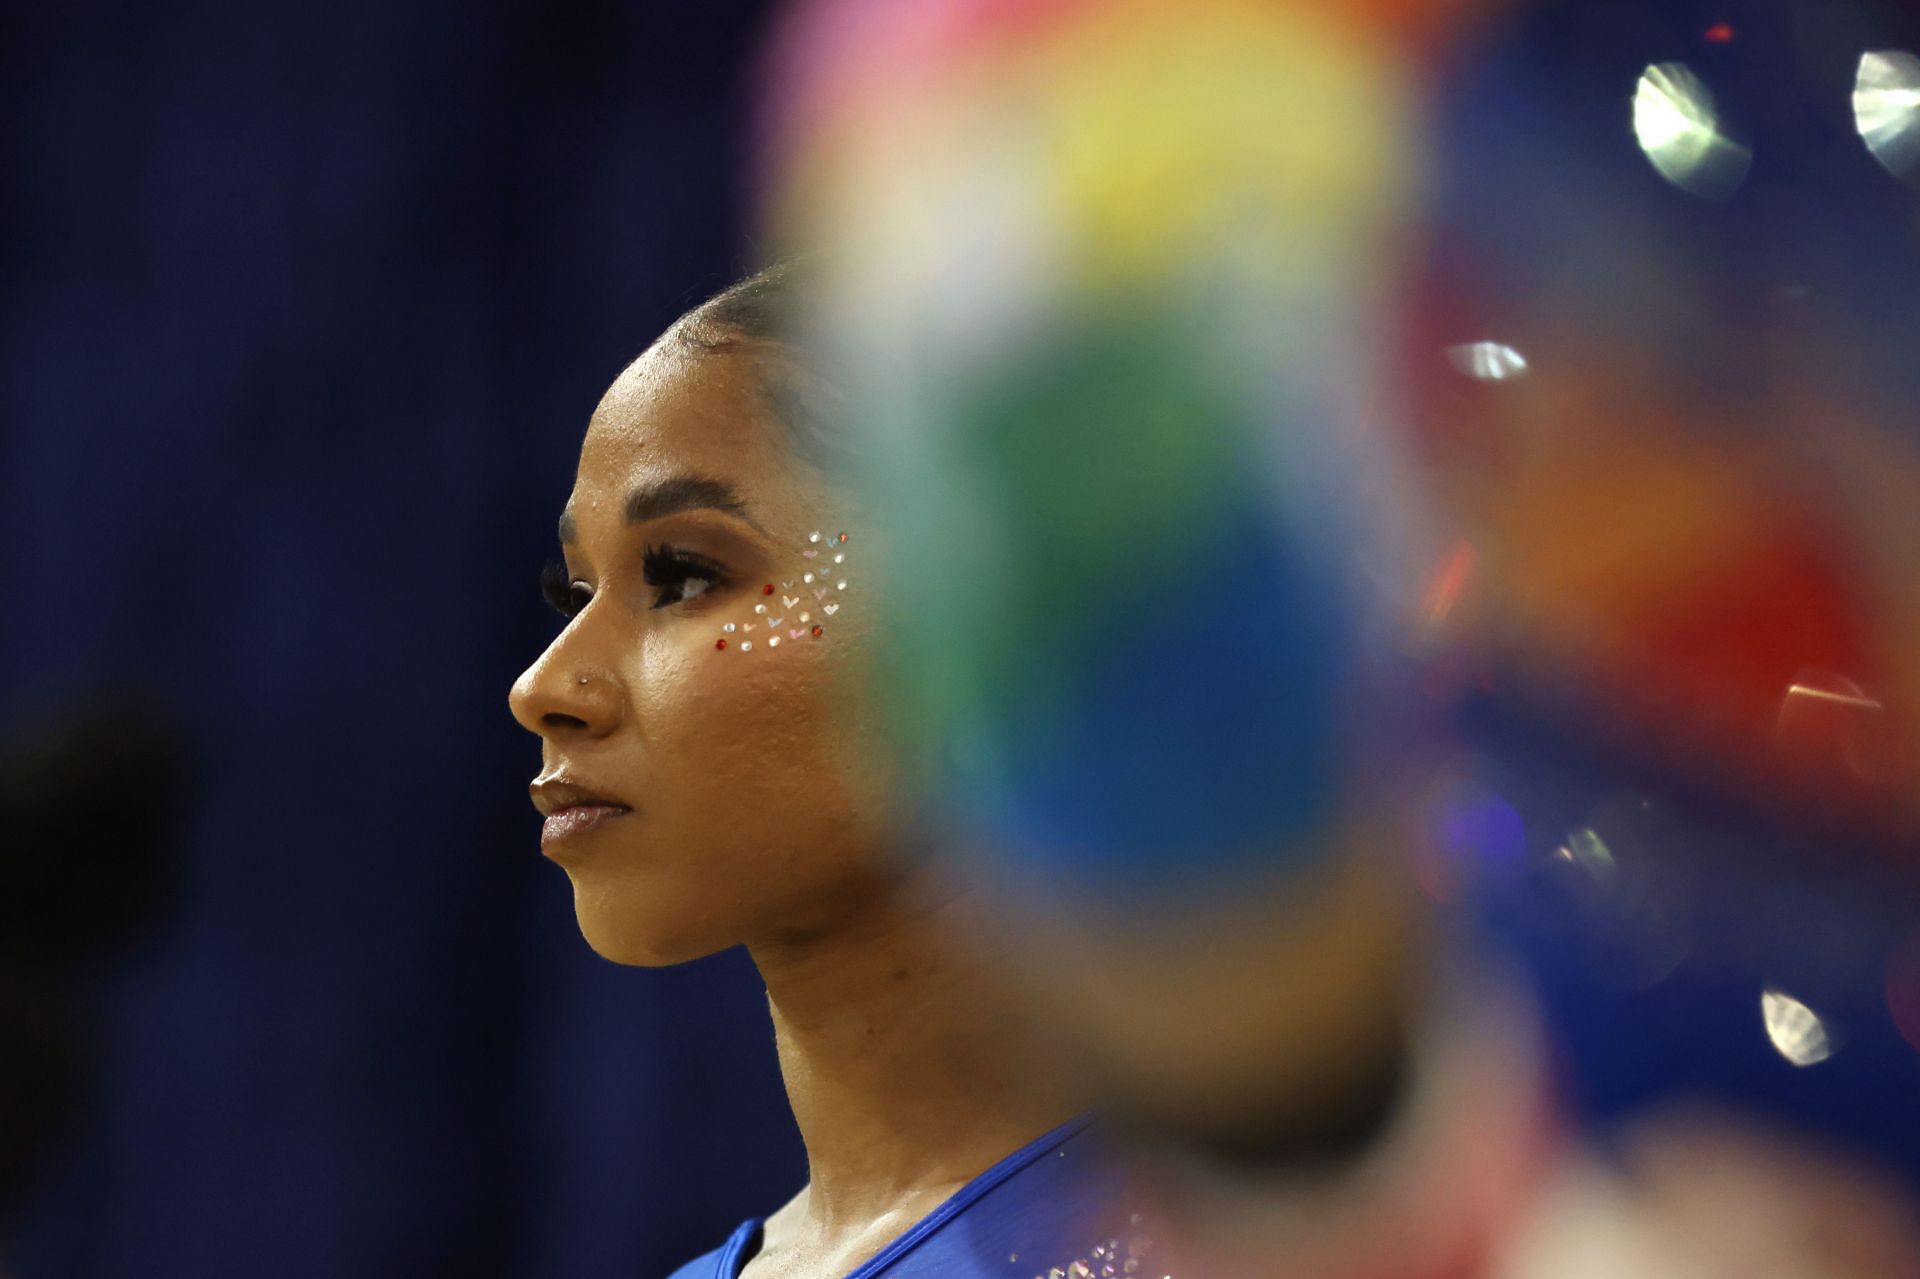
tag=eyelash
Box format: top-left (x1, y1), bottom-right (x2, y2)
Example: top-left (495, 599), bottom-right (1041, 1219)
top-left (539, 545), bottom-right (728, 620)
top-left (641, 543), bottom-right (727, 609)
top-left (540, 562), bottom-right (592, 619)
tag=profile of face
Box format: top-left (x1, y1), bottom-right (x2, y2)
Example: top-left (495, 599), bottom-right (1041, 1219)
top-left (509, 317), bottom-right (895, 966)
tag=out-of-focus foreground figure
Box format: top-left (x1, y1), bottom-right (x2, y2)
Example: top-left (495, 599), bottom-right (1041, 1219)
top-left (0, 697), bottom-right (184, 1277)
top-left (761, 0), bottom-right (1920, 1273)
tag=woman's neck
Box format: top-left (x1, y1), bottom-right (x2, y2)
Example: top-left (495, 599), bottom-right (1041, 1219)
top-left (748, 875), bottom-right (1076, 1233)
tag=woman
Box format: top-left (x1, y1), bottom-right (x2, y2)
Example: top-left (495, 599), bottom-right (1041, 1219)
top-left (510, 262), bottom-right (1920, 1279)
top-left (507, 266), bottom-right (1129, 1279)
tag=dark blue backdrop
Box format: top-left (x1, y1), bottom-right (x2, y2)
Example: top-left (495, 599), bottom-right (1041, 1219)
top-left (6, 2), bottom-right (1919, 1276)
top-left (2, 3), bottom-right (805, 1275)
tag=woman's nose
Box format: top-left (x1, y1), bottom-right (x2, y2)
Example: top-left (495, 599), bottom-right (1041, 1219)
top-left (509, 645), bottom-right (623, 741)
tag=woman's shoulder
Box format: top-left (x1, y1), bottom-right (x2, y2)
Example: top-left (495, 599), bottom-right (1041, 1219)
top-left (865, 1115), bottom-right (1144, 1277)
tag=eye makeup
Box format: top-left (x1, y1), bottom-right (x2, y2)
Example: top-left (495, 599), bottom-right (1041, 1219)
top-left (539, 541), bottom-right (732, 620)
top-left (641, 543), bottom-right (727, 609)
top-left (713, 528), bottom-right (850, 653)
top-left (540, 562), bottom-right (593, 619)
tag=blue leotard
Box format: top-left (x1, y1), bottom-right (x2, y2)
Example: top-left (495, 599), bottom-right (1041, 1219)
top-left (665, 1115), bottom-right (1148, 1279)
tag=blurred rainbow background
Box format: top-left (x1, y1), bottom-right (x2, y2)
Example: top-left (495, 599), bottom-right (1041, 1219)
top-left (762, 0), bottom-right (1920, 1187)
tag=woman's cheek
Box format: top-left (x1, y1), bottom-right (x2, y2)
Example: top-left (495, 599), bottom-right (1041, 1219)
top-left (640, 627), bottom-right (835, 804)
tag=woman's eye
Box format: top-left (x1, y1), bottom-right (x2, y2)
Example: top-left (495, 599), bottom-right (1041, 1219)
top-left (540, 562), bottom-right (593, 619)
top-left (642, 544), bottom-right (726, 610)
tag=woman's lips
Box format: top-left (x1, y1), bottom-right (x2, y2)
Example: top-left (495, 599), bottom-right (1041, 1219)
top-left (530, 774), bottom-right (633, 853)
top-left (540, 803), bottom-right (630, 851)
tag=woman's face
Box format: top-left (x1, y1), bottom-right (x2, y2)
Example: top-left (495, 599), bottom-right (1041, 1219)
top-left (509, 334), bottom-right (894, 966)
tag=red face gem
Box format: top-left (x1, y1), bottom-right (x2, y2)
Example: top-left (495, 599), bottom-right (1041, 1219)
top-left (1704, 21), bottom-right (1734, 42)
top-left (837, 532), bottom-right (848, 543)
top-left (810, 625), bottom-right (823, 638)
top-left (715, 638), bottom-right (728, 650)
top-left (762, 583), bottom-right (776, 595)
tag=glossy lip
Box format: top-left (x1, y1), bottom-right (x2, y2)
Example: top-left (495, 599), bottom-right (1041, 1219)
top-left (530, 773), bottom-right (634, 853)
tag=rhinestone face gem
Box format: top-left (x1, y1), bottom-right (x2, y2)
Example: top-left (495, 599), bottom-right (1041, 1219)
top-left (803, 572), bottom-right (815, 583)
top-left (740, 640), bottom-right (753, 652)
top-left (822, 603), bottom-right (839, 615)
top-left (768, 635), bottom-right (780, 648)
top-left (798, 612), bottom-right (810, 623)
top-left (715, 638), bottom-right (728, 651)
top-left (813, 588), bottom-right (829, 601)
top-left (832, 553), bottom-right (845, 564)
top-left (789, 628), bottom-right (805, 639)
top-left (808, 531), bottom-right (822, 543)
top-left (836, 580), bottom-right (848, 591)
top-left (754, 603), bottom-right (767, 615)
top-left (722, 622), bottom-right (736, 633)
top-left (803, 549), bottom-right (818, 558)
top-left (782, 595), bottom-right (800, 608)
top-left (742, 622), bottom-right (755, 631)
top-left (768, 616), bottom-right (785, 626)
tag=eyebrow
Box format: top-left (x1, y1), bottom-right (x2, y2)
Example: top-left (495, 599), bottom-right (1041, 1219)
top-left (557, 475), bottom-right (759, 545)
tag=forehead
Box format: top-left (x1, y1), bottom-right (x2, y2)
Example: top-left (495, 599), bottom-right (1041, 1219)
top-left (570, 335), bottom-right (799, 519)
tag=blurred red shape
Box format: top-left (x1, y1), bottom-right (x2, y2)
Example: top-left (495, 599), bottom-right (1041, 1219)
top-left (1886, 935), bottom-right (1920, 1057)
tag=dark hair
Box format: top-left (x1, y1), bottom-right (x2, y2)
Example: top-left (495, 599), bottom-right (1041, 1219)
top-left (678, 260), bottom-right (800, 352)
top-left (675, 261), bottom-right (844, 470)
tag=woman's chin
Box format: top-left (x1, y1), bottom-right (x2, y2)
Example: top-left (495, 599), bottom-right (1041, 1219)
top-left (570, 887), bottom-right (723, 968)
